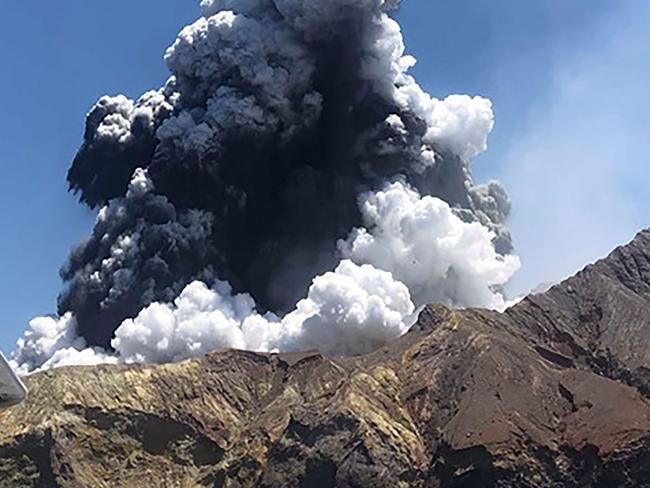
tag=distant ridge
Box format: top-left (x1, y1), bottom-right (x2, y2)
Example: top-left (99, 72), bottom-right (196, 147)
top-left (1, 230), bottom-right (650, 487)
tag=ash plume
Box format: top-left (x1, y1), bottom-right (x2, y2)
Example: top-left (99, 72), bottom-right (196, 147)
top-left (12, 0), bottom-right (519, 373)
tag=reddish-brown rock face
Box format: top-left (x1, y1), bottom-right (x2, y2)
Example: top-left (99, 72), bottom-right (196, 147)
top-left (1, 230), bottom-right (650, 487)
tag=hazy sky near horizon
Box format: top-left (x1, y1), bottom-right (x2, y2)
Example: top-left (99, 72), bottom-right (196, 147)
top-left (1, 0), bottom-right (649, 353)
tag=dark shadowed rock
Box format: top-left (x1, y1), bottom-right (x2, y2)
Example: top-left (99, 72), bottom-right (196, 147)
top-left (2, 230), bottom-right (650, 487)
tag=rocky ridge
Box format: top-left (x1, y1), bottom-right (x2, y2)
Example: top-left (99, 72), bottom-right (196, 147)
top-left (1, 230), bottom-right (650, 487)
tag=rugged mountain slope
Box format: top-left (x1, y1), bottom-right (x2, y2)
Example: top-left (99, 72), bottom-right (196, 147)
top-left (1, 230), bottom-right (650, 487)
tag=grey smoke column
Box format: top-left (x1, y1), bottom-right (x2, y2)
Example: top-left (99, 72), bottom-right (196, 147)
top-left (60, 0), bottom-right (513, 349)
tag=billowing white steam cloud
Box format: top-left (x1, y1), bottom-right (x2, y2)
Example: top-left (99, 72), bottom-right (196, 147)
top-left (112, 258), bottom-right (415, 362)
top-left (13, 174), bottom-right (518, 373)
top-left (339, 181), bottom-right (520, 310)
top-left (11, 0), bottom-right (520, 374)
top-left (11, 314), bottom-right (117, 375)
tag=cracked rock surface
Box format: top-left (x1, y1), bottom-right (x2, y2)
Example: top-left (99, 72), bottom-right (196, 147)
top-left (2, 230), bottom-right (650, 487)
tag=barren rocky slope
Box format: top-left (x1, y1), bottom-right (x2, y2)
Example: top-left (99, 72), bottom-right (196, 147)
top-left (1, 230), bottom-right (650, 487)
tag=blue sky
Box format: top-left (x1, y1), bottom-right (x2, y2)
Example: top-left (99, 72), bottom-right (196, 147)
top-left (1, 1), bottom-right (648, 353)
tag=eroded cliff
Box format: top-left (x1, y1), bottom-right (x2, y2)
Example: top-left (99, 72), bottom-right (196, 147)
top-left (2, 230), bottom-right (650, 487)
